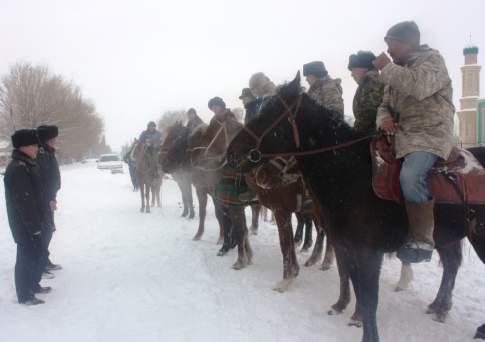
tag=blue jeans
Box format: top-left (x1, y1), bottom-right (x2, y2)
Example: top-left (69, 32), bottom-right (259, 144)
top-left (400, 151), bottom-right (438, 203)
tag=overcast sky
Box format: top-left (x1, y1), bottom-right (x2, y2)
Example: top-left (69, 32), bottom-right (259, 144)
top-left (1, 0), bottom-right (484, 150)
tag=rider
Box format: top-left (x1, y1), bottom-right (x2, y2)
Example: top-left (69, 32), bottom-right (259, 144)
top-left (347, 51), bottom-right (384, 133)
top-left (249, 72), bottom-right (276, 114)
top-left (186, 108), bottom-right (204, 134)
top-left (374, 21), bottom-right (454, 263)
top-left (303, 61), bottom-right (344, 118)
top-left (139, 121), bottom-right (162, 146)
top-left (239, 88), bottom-right (258, 125)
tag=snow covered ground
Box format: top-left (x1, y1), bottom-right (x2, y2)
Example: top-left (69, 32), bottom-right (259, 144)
top-left (0, 162), bottom-right (484, 342)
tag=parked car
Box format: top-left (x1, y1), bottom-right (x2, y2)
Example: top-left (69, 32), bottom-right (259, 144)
top-left (96, 154), bottom-right (123, 173)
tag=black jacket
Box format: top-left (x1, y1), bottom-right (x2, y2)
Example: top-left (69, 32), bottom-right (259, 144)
top-left (244, 100), bottom-right (259, 125)
top-left (186, 115), bottom-right (204, 134)
top-left (4, 150), bottom-right (44, 244)
top-left (36, 144), bottom-right (61, 230)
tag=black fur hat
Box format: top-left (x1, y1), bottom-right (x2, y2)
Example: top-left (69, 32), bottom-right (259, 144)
top-left (37, 125), bottom-right (59, 143)
top-left (303, 61), bottom-right (328, 78)
top-left (208, 96), bottom-right (226, 109)
top-left (348, 51), bottom-right (377, 70)
top-left (11, 129), bottom-right (39, 148)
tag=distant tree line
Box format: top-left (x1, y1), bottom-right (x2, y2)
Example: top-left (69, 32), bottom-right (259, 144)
top-left (0, 62), bottom-right (110, 162)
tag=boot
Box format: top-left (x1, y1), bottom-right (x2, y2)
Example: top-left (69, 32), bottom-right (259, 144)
top-left (34, 286), bottom-right (52, 294)
top-left (45, 259), bottom-right (62, 271)
top-left (19, 296), bottom-right (45, 305)
top-left (397, 201), bottom-right (435, 263)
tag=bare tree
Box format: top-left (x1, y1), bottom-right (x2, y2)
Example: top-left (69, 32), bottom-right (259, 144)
top-left (0, 62), bottom-right (107, 161)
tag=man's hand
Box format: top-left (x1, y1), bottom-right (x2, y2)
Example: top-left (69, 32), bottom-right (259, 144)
top-left (373, 52), bottom-right (391, 70)
top-left (379, 117), bottom-right (398, 143)
top-left (49, 200), bottom-right (57, 211)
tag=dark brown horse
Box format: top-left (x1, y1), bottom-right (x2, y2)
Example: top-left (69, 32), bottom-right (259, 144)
top-left (161, 121), bottom-right (223, 243)
top-left (226, 73), bottom-right (485, 342)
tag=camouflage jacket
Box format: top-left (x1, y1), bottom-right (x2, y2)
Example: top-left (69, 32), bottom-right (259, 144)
top-left (352, 70), bottom-right (383, 134)
top-left (376, 45), bottom-right (454, 160)
top-left (308, 76), bottom-right (344, 117)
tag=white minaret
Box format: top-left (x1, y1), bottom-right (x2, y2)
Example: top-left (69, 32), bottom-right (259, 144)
top-left (457, 42), bottom-right (481, 147)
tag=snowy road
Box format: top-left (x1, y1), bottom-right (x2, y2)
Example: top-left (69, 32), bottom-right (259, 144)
top-left (1, 162), bottom-right (484, 342)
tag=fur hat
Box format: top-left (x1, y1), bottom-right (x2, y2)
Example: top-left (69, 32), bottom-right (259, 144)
top-left (239, 88), bottom-right (255, 100)
top-left (37, 125), bottom-right (59, 143)
top-left (11, 129), bottom-right (39, 149)
top-left (348, 51), bottom-right (377, 70)
top-left (147, 121), bottom-right (156, 128)
top-left (385, 21), bottom-right (420, 48)
top-left (208, 96), bottom-right (226, 110)
top-left (303, 61), bottom-right (328, 78)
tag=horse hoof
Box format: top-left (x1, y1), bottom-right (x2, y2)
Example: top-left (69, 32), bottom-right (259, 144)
top-left (272, 279), bottom-right (293, 293)
top-left (348, 319), bottom-right (363, 328)
top-left (432, 312), bottom-right (448, 323)
top-left (320, 263), bottom-right (331, 271)
top-left (304, 257), bottom-right (318, 267)
top-left (193, 234), bottom-right (202, 241)
top-left (232, 260), bottom-right (247, 270)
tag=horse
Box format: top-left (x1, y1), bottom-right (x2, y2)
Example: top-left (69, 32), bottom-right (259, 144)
top-left (132, 139), bottom-right (162, 213)
top-left (162, 122), bottom-right (225, 244)
top-left (226, 72), bottom-right (485, 342)
top-left (124, 139), bottom-right (139, 191)
top-left (161, 122), bottom-right (195, 219)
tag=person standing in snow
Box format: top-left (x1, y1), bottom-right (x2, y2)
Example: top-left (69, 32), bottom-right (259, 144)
top-left (303, 61), bottom-right (344, 117)
top-left (4, 129), bottom-right (50, 305)
top-left (374, 21), bottom-right (454, 263)
top-left (347, 51), bottom-right (384, 133)
top-left (36, 125), bottom-right (62, 276)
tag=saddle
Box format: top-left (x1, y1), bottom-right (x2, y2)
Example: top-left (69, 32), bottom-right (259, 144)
top-left (371, 136), bottom-right (485, 205)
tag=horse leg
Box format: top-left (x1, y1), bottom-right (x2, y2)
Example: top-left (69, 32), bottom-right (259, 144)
top-left (139, 182), bottom-right (145, 212)
top-left (231, 206), bottom-right (249, 270)
top-left (321, 239), bottom-right (335, 271)
top-left (216, 204), bottom-right (232, 256)
top-left (193, 187), bottom-right (207, 241)
top-left (304, 208), bottom-right (324, 266)
top-left (427, 241), bottom-right (462, 322)
top-left (328, 245), bottom-right (351, 314)
top-left (249, 204), bottom-right (261, 235)
top-left (212, 195), bottom-right (224, 245)
top-left (352, 247), bottom-right (383, 342)
top-left (294, 212), bottom-right (304, 246)
top-left (187, 181), bottom-right (195, 219)
top-left (301, 213), bottom-right (314, 252)
top-left (395, 261), bottom-right (414, 291)
top-left (145, 185), bottom-right (151, 213)
top-left (273, 209), bottom-right (299, 293)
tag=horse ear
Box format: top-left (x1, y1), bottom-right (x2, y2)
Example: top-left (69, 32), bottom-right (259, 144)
top-left (289, 71), bottom-right (301, 92)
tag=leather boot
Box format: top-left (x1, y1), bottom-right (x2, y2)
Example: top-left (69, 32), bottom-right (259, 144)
top-left (397, 200), bottom-right (435, 263)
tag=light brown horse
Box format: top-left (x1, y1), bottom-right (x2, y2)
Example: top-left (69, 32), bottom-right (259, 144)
top-left (132, 139), bottom-right (162, 213)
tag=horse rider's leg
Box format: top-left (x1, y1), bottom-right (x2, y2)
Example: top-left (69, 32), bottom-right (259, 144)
top-left (193, 187), bottom-right (207, 241)
top-left (294, 212), bottom-right (304, 246)
top-left (230, 205), bottom-right (249, 270)
top-left (301, 213), bottom-right (314, 252)
top-left (249, 204), bottom-right (261, 235)
top-left (395, 261), bottom-right (414, 291)
top-left (427, 240), bottom-right (462, 322)
top-left (272, 208), bottom-right (299, 293)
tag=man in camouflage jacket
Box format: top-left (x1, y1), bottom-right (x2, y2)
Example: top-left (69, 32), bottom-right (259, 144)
top-left (348, 51), bottom-right (384, 133)
top-left (303, 61), bottom-right (344, 117)
top-left (374, 21), bottom-right (455, 263)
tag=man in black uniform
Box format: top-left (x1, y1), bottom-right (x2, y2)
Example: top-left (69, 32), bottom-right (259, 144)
top-left (4, 129), bottom-right (50, 305)
top-left (36, 125), bottom-right (62, 273)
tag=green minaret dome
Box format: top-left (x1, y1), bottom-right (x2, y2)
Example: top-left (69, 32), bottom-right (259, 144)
top-left (464, 46), bottom-right (479, 55)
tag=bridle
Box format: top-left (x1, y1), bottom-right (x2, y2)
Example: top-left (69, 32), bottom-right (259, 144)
top-left (239, 94), bottom-right (374, 164)
top-left (242, 94), bottom-right (303, 163)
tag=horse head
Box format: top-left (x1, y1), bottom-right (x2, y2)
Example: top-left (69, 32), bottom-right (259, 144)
top-left (162, 124), bottom-right (191, 174)
top-left (226, 72), bottom-right (303, 173)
